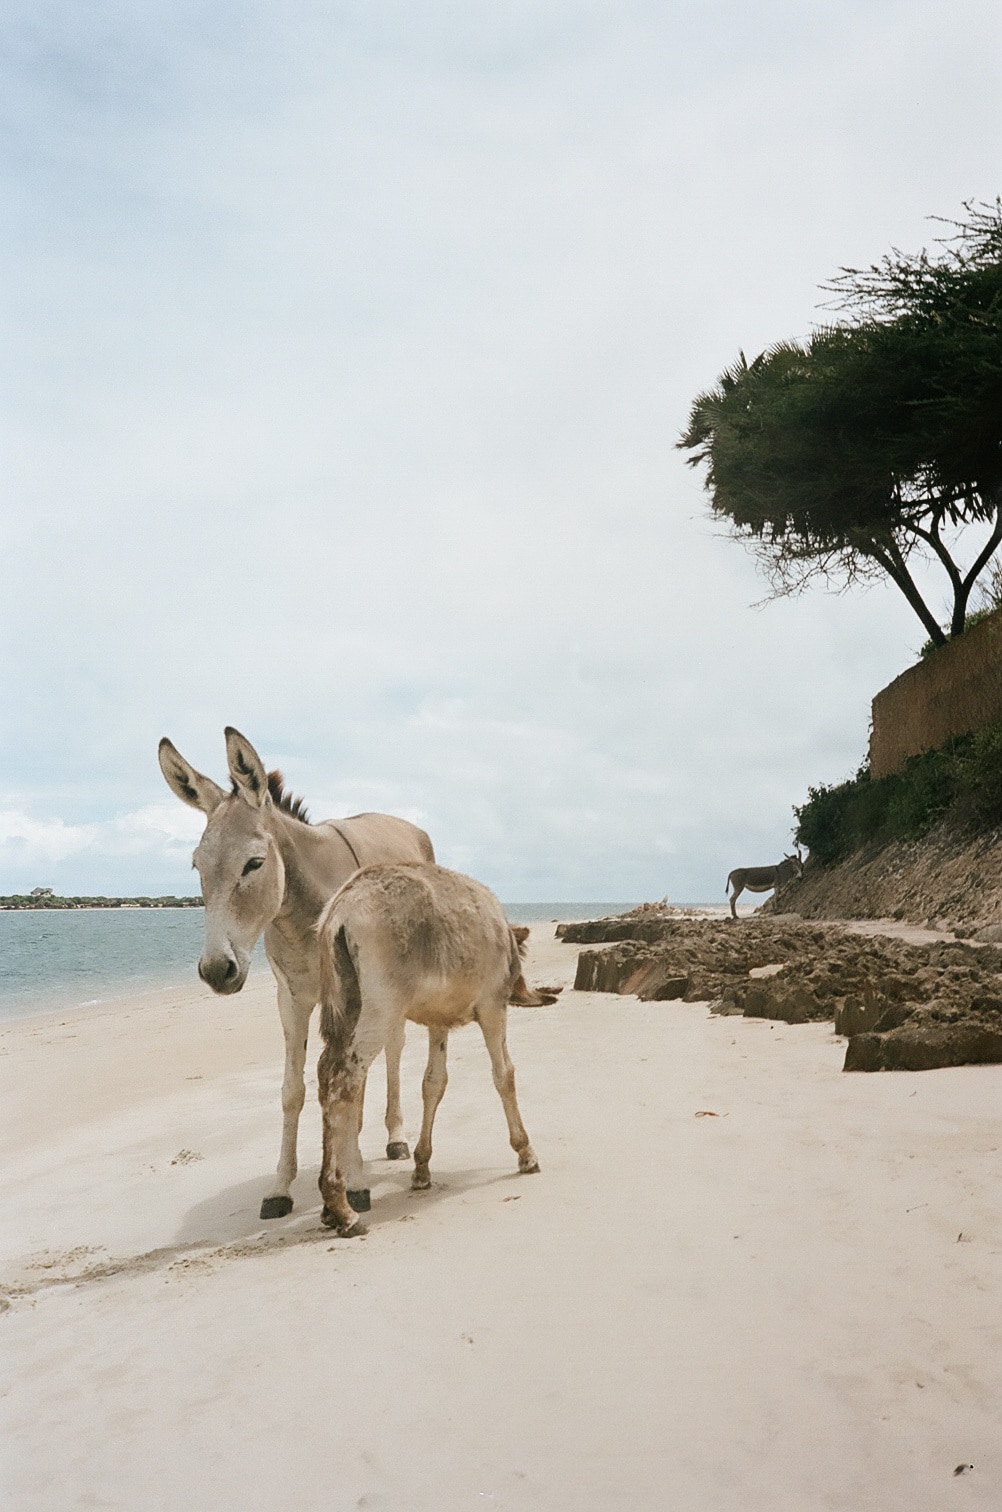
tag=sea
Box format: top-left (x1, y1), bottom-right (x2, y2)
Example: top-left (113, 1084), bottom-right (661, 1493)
top-left (0, 902), bottom-right (641, 1022)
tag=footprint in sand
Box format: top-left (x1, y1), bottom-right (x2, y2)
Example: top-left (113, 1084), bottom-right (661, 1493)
top-left (170, 1149), bottom-right (204, 1166)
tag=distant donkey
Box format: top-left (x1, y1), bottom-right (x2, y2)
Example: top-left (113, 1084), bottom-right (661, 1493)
top-left (725, 853), bottom-right (803, 919)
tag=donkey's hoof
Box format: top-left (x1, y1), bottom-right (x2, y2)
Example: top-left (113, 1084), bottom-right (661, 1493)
top-left (347, 1188), bottom-right (371, 1213)
top-left (411, 1170), bottom-right (432, 1190)
top-left (321, 1206), bottom-right (367, 1238)
top-left (519, 1159), bottom-right (541, 1175)
top-left (386, 1141), bottom-right (410, 1161)
top-left (260, 1195), bottom-right (294, 1219)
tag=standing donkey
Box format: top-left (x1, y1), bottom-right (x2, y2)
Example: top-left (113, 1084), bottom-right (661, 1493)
top-left (725, 852), bottom-right (803, 919)
top-left (316, 862), bottom-right (554, 1237)
top-left (159, 727), bottom-right (434, 1219)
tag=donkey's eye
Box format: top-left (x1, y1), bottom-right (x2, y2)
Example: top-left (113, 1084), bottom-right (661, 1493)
top-left (242, 857), bottom-right (265, 876)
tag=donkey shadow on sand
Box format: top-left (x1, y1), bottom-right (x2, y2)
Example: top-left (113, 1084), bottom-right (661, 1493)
top-left (172, 1158), bottom-right (524, 1254)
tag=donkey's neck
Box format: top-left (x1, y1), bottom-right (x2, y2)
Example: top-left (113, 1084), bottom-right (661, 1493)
top-left (267, 808), bottom-right (352, 928)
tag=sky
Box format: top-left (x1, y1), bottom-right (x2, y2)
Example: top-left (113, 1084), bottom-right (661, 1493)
top-left (2, 0), bottom-right (1001, 902)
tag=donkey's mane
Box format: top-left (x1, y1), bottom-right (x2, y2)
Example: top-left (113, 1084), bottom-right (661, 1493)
top-left (267, 770), bottom-right (311, 822)
top-left (226, 769), bottom-right (311, 822)
top-left (231, 770), bottom-right (310, 821)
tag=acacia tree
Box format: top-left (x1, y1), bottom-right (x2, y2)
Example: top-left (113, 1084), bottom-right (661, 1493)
top-left (678, 203), bottom-right (1002, 647)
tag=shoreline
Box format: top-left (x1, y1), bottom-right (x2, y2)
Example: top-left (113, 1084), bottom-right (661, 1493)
top-left (0, 902), bottom-right (664, 1026)
top-left (0, 905), bottom-right (961, 1028)
top-left (0, 965), bottom-right (276, 1034)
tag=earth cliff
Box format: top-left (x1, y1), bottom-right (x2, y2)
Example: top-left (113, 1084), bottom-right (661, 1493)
top-left (763, 821), bottom-right (1002, 934)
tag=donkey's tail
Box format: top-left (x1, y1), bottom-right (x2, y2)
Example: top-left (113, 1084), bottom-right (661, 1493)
top-left (318, 915), bottom-right (362, 1047)
top-left (510, 973), bottom-right (560, 1007)
top-left (506, 925), bottom-right (561, 1006)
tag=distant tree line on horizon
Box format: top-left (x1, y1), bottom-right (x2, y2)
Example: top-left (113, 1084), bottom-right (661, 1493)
top-left (0, 896), bottom-right (204, 910)
top-left (679, 201), bottom-right (1002, 650)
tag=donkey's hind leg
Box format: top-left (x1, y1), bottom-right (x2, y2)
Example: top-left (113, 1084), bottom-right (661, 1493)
top-left (475, 998), bottom-right (539, 1175)
top-left (383, 1016), bottom-right (410, 1161)
top-left (412, 1028), bottom-right (449, 1190)
top-left (318, 1024), bottom-right (387, 1233)
top-left (356, 1069), bottom-right (367, 1136)
top-left (318, 1043), bottom-right (365, 1235)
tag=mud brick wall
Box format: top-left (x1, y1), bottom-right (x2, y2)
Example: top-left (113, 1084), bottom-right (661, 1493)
top-left (870, 605), bottom-right (1002, 777)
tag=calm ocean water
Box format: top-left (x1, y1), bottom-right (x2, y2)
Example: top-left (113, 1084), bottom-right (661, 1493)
top-left (0, 902), bottom-right (640, 1021)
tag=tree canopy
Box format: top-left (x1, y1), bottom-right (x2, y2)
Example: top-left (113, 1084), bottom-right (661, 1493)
top-left (678, 203), bottom-right (1002, 646)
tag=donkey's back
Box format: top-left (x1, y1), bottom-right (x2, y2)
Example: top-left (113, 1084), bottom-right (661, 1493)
top-left (320, 862), bottom-right (522, 1030)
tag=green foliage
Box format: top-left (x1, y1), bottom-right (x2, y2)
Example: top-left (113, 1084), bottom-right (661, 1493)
top-left (678, 330), bottom-right (903, 547)
top-left (949, 722), bottom-right (1002, 830)
top-left (678, 202), bottom-right (1002, 646)
top-left (793, 780), bottom-right (861, 866)
top-left (794, 724), bottom-right (1002, 865)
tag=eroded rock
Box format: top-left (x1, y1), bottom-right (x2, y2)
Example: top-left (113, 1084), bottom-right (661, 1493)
top-left (563, 911), bottom-right (1002, 1071)
top-left (844, 998), bottom-right (1002, 1071)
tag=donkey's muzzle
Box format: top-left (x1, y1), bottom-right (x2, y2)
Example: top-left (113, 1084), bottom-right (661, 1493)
top-left (198, 952), bottom-right (246, 994)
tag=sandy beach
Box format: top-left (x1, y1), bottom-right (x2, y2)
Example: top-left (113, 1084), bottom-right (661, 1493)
top-left (2, 923), bottom-right (1001, 1511)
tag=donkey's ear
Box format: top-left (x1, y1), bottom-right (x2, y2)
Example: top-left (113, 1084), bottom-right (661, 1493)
top-left (224, 726), bottom-right (270, 809)
top-left (158, 738), bottom-right (225, 814)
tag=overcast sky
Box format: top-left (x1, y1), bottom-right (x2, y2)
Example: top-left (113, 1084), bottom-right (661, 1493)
top-left (2, 0), bottom-right (1000, 902)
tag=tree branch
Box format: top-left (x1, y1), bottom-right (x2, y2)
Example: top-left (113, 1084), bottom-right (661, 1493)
top-left (953, 499), bottom-right (1002, 634)
top-left (867, 538), bottom-right (948, 645)
top-left (909, 511), bottom-right (963, 597)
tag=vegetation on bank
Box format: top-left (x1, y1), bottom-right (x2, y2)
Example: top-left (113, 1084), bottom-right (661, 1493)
top-left (0, 896), bottom-right (204, 910)
top-left (794, 719), bottom-right (1002, 865)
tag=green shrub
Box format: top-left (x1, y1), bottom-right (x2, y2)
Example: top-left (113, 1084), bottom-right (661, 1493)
top-left (949, 721), bottom-right (1002, 829)
top-left (885, 746), bottom-right (959, 836)
top-left (794, 777), bottom-right (870, 865)
top-left (792, 728), bottom-right (994, 863)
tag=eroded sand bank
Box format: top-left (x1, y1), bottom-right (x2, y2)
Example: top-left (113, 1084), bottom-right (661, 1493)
top-left (1, 926), bottom-right (1000, 1510)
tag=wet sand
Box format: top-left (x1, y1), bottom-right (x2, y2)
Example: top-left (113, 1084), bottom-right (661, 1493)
top-left (1, 924), bottom-right (1000, 1510)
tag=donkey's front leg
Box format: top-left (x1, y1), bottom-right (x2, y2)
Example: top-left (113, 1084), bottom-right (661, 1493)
top-left (260, 980), bottom-right (312, 1220)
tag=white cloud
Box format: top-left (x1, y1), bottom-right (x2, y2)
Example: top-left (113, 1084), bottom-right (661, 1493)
top-left (102, 804), bottom-right (205, 856)
top-left (0, 811), bottom-right (99, 866)
top-left (0, 804), bottom-right (203, 894)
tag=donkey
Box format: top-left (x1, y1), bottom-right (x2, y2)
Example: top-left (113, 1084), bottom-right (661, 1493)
top-left (726, 853), bottom-right (803, 919)
top-left (315, 862), bottom-right (554, 1237)
top-left (159, 727), bottom-right (434, 1219)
